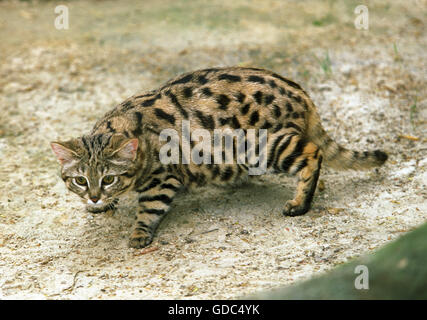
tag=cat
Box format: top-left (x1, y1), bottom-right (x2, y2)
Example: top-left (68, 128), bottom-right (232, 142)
top-left (51, 67), bottom-right (388, 248)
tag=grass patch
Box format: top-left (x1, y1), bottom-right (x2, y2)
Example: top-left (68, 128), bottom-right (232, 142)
top-left (409, 97), bottom-right (418, 130)
top-left (312, 13), bottom-right (336, 27)
top-left (393, 42), bottom-right (403, 62)
top-left (314, 50), bottom-right (332, 75)
top-left (131, 1), bottom-right (273, 31)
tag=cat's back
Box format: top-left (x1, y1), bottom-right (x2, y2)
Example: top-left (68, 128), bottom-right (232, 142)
top-left (92, 67), bottom-right (313, 137)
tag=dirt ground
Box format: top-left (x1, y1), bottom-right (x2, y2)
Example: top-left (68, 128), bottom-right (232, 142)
top-left (0, 0), bottom-right (425, 299)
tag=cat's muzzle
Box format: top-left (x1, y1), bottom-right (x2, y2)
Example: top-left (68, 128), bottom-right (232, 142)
top-left (86, 199), bottom-right (110, 213)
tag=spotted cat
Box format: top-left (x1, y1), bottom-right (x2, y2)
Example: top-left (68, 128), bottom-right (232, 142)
top-left (51, 67), bottom-right (388, 248)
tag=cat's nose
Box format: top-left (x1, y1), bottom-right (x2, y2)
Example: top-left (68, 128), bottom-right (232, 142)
top-left (90, 196), bottom-right (100, 204)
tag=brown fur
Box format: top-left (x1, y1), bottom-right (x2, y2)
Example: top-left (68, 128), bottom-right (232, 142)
top-left (52, 67), bottom-right (388, 248)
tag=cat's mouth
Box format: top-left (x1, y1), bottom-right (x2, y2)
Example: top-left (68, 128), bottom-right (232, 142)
top-left (85, 198), bottom-right (117, 213)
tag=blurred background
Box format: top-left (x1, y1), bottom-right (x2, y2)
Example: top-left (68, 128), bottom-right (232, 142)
top-left (0, 0), bottom-right (425, 299)
top-left (1, 0), bottom-right (425, 136)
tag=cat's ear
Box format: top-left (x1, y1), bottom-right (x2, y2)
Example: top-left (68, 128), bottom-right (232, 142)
top-left (112, 138), bottom-right (139, 161)
top-left (51, 141), bottom-right (80, 166)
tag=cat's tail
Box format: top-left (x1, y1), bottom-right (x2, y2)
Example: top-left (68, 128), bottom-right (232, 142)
top-left (306, 107), bottom-right (388, 170)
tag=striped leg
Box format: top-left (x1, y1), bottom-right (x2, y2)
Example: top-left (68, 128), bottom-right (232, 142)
top-left (281, 139), bottom-right (323, 216)
top-left (129, 173), bottom-right (182, 248)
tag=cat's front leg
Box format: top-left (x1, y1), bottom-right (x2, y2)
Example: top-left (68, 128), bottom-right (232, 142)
top-left (129, 173), bottom-right (182, 248)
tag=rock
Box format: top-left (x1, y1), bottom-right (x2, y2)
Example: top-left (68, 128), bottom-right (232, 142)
top-left (245, 223), bottom-right (427, 299)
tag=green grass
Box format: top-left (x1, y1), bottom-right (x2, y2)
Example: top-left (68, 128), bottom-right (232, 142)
top-left (314, 50), bottom-right (332, 75)
top-left (393, 42), bottom-right (403, 62)
top-left (126, 1), bottom-right (273, 31)
top-left (312, 13), bottom-right (336, 27)
top-left (409, 97), bottom-right (418, 130)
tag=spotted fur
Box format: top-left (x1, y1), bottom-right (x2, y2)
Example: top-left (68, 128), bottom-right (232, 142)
top-left (51, 67), bottom-right (388, 248)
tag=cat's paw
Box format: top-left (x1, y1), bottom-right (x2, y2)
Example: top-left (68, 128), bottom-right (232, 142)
top-left (129, 229), bottom-right (153, 248)
top-left (282, 200), bottom-right (310, 217)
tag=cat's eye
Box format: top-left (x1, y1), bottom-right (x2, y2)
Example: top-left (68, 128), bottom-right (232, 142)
top-left (74, 176), bottom-right (87, 186)
top-left (102, 175), bottom-right (115, 185)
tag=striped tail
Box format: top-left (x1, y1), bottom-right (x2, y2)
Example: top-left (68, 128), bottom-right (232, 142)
top-left (306, 109), bottom-right (388, 171)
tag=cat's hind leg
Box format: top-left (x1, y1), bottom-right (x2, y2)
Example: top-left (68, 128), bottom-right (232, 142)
top-left (272, 135), bottom-right (323, 216)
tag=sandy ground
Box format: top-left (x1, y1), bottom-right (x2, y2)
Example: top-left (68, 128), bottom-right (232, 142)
top-left (0, 0), bottom-right (426, 299)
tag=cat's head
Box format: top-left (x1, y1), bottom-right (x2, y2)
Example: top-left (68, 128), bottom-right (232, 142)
top-left (51, 133), bottom-right (139, 213)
